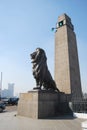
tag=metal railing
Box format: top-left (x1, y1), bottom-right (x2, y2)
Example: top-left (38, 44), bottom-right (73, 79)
top-left (71, 100), bottom-right (87, 113)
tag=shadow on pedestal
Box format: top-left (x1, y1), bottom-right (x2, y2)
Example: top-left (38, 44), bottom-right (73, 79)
top-left (17, 90), bottom-right (73, 119)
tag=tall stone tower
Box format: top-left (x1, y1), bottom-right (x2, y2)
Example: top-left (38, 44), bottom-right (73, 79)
top-left (55, 14), bottom-right (82, 101)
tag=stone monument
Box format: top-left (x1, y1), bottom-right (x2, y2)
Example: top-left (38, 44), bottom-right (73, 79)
top-left (18, 14), bottom-right (76, 119)
top-left (18, 47), bottom-right (72, 119)
top-left (54, 14), bottom-right (82, 101)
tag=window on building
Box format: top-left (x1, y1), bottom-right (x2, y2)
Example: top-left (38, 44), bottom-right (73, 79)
top-left (59, 21), bottom-right (63, 27)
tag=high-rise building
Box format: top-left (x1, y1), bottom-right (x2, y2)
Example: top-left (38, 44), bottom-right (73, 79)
top-left (1, 83), bottom-right (14, 98)
top-left (55, 14), bottom-right (82, 101)
top-left (8, 83), bottom-right (14, 97)
top-left (0, 72), bottom-right (2, 100)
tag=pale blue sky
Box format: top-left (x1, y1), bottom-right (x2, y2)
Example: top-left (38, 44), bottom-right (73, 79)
top-left (0, 0), bottom-right (87, 95)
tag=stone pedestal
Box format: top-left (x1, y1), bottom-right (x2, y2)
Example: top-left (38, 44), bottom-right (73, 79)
top-left (18, 90), bottom-right (73, 119)
top-left (18, 90), bottom-right (59, 119)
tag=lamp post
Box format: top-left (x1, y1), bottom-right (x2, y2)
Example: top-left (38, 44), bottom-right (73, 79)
top-left (51, 22), bottom-right (58, 32)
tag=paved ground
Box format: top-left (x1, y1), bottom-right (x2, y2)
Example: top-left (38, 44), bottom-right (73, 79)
top-left (0, 106), bottom-right (86, 130)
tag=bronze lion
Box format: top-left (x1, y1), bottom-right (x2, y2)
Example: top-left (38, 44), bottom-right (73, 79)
top-left (30, 48), bottom-right (59, 91)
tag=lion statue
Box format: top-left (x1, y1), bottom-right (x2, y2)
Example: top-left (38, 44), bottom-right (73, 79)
top-left (30, 48), bottom-right (59, 91)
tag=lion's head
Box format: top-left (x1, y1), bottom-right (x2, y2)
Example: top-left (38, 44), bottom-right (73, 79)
top-left (30, 48), bottom-right (47, 64)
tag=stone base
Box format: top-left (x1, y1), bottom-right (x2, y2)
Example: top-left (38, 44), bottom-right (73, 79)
top-left (18, 90), bottom-right (73, 119)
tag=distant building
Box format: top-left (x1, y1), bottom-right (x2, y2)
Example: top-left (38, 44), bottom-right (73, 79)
top-left (1, 83), bottom-right (14, 98)
top-left (8, 83), bottom-right (14, 97)
top-left (83, 93), bottom-right (87, 99)
top-left (1, 89), bottom-right (9, 97)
